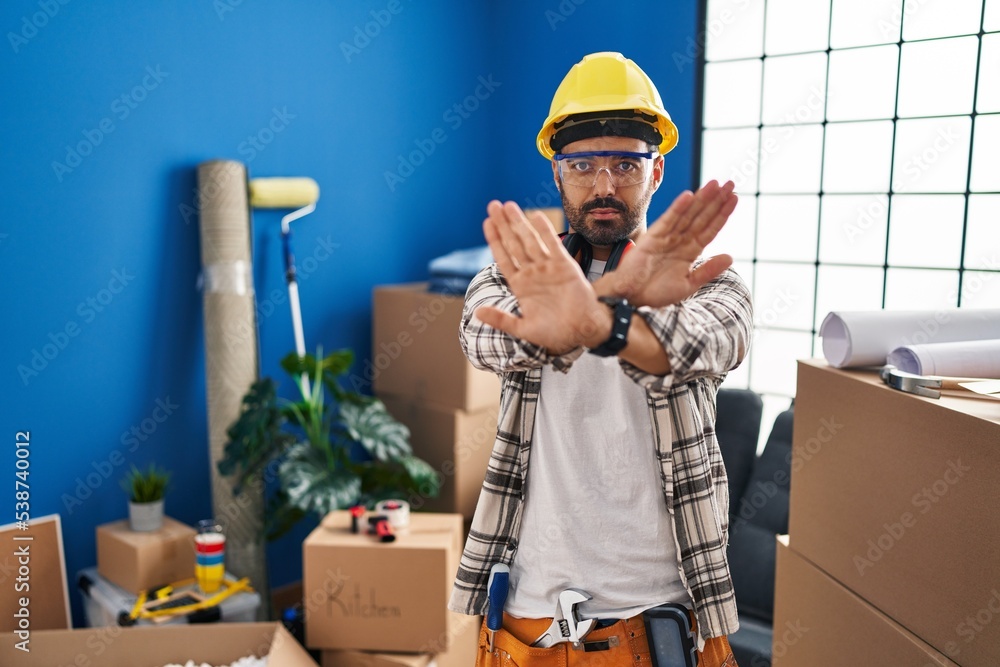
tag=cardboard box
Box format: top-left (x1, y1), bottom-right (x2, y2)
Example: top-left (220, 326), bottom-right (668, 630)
top-left (0, 514), bottom-right (71, 633)
top-left (322, 649), bottom-right (432, 667)
top-left (272, 578), bottom-right (304, 614)
top-left (372, 284), bottom-right (501, 412)
top-left (772, 536), bottom-right (958, 666)
top-left (789, 359), bottom-right (1000, 665)
top-left (429, 611), bottom-right (481, 667)
top-left (0, 622), bottom-right (317, 666)
top-left (380, 395), bottom-right (496, 520)
top-left (525, 207), bottom-right (565, 233)
top-left (97, 516), bottom-right (197, 594)
top-left (321, 611), bottom-right (481, 667)
top-left (304, 511), bottom-right (463, 652)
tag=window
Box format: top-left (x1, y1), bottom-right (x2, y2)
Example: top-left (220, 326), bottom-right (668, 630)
top-left (698, 0), bottom-right (1000, 446)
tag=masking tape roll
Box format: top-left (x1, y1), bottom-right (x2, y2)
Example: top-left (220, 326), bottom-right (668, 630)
top-left (374, 500), bottom-right (410, 530)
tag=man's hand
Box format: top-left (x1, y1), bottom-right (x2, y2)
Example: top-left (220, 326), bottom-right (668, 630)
top-left (594, 180), bottom-right (738, 308)
top-left (475, 200), bottom-right (609, 355)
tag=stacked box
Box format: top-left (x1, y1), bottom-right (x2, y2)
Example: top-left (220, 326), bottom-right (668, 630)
top-left (372, 284), bottom-right (500, 521)
top-left (372, 283), bottom-right (499, 412)
top-left (303, 511), bottom-right (463, 653)
top-left (772, 537), bottom-right (958, 666)
top-left (774, 359), bottom-right (1000, 665)
top-left (96, 517), bottom-right (196, 594)
top-left (380, 395), bottom-right (496, 520)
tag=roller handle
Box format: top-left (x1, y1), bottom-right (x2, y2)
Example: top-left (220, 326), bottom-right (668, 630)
top-left (282, 229), bottom-right (297, 284)
top-left (486, 564), bottom-right (510, 632)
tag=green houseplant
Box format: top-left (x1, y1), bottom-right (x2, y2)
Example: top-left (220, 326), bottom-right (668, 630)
top-left (121, 463), bottom-right (171, 532)
top-left (218, 349), bottom-right (440, 540)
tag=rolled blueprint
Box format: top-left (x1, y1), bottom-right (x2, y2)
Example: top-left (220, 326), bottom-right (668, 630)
top-left (887, 339), bottom-right (1000, 378)
top-left (820, 309), bottom-right (1000, 368)
top-left (197, 159), bottom-right (269, 619)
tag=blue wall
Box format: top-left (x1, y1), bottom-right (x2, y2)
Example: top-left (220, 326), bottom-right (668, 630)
top-left (0, 0), bottom-right (698, 626)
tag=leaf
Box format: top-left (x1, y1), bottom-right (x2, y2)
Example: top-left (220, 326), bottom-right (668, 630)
top-left (279, 443), bottom-right (362, 517)
top-left (218, 379), bottom-right (294, 493)
top-left (332, 385), bottom-right (376, 408)
top-left (399, 455), bottom-right (441, 498)
top-left (121, 463), bottom-right (171, 503)
top-left (263, 490), bottom-right (307, 542)
top-left (281, 349), bottom-right (354, 381)
top-left (340, 400), bottom-right (412, 462)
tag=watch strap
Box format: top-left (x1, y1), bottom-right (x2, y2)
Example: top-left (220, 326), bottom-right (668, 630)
top-left (588, 297), bottom-right (634, 357)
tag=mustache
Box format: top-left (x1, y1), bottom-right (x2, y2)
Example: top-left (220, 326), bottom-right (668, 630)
top-left (583, 197), bottom-right (627, 213)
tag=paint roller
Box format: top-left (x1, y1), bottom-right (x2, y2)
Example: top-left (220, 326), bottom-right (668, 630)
top-left (248, 177), bottom-right (320, 392)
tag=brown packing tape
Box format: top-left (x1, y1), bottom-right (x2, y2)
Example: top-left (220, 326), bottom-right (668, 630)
top-left (196, 160), bottom-right (269, 617)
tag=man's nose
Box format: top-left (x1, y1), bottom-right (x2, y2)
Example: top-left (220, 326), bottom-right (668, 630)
top-left (593, 168), bottom-right (617, 196)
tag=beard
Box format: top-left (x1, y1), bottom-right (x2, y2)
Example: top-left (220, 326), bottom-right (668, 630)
top-left (560, 182), bottom-right (655, 248)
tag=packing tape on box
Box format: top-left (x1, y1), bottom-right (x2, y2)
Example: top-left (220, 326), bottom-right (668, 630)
top-left (374, 500), bottom-right (410, 530)
top-left (200, 260), bottom-right (252, 296)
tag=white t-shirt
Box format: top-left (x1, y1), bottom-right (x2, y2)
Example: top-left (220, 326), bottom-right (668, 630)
top-left (506, 259), bottom-right (692, 620)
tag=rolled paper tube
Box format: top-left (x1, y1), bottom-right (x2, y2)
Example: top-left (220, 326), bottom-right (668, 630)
top-left (820, 309), bottom-right (1000, 368)
top-left (196, 160), bottom-right (269, 618)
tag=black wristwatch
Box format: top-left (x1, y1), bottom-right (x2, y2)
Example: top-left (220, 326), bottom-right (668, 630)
top-left (588, 297), bottom-right (634, 357)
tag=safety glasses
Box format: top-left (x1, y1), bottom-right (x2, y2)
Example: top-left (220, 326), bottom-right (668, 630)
top-left (554, 150), bottom-right (655, 188)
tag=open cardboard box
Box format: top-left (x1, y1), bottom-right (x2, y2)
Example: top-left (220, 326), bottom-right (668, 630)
top-left (0, 622), bottom-right (317, 666)
top-left (0, 514), bottom-right (71, 633)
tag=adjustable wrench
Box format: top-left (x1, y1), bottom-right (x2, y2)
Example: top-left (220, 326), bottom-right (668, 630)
top-left (531, 589), bottom-right (597, 648)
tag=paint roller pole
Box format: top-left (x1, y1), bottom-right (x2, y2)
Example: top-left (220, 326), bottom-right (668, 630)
top-left (249, 178), bottom-right (319, 395)
top-left (282, 205), bottom-right (314, 395)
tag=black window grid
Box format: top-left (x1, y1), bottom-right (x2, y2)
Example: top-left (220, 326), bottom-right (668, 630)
top-left (693, 0), bottom-right (1000, 403)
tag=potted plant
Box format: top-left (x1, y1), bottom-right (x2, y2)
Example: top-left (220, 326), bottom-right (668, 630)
top-left (121, 463), bottom-right (171, 532)
top-left (218, 349), bottom-right (440, 540)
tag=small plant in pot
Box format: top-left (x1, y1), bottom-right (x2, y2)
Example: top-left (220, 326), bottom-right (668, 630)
top-left (121, 463), bottom-right (171, 532)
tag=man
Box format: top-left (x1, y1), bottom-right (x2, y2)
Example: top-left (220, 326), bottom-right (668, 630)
top-left (448, 52), bottom-right (752, 667)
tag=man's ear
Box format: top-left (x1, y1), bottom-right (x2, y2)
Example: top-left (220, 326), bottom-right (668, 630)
top-left (551, 160), bottom-right (561, 193)
top-left (651, 155), bottom-right (664, 193)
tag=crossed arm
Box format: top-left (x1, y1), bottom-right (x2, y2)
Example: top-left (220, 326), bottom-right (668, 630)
top-left (469, 180), bottom-right (743, 377)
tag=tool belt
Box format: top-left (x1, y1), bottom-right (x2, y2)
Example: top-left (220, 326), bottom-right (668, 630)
top-left (475, 610), bottom-right (739, 667)
top-left (475, 612), bottom-right (651, 667)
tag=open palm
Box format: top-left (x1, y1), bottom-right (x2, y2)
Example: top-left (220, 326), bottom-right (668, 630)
top-left (596, 180), bottom-right (738, 308)
top-left (474, 200), bottom-right (607, 354)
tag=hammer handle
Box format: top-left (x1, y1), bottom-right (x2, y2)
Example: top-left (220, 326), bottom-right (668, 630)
top-left (933, 377), bottom-right (999, 390)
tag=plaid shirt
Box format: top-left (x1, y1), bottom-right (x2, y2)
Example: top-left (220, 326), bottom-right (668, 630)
top-left (447, 262), bottom-right (753, 642)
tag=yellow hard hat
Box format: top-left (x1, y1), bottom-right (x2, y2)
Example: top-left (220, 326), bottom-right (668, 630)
top-left (537, 52), bottom-right (679, 160)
